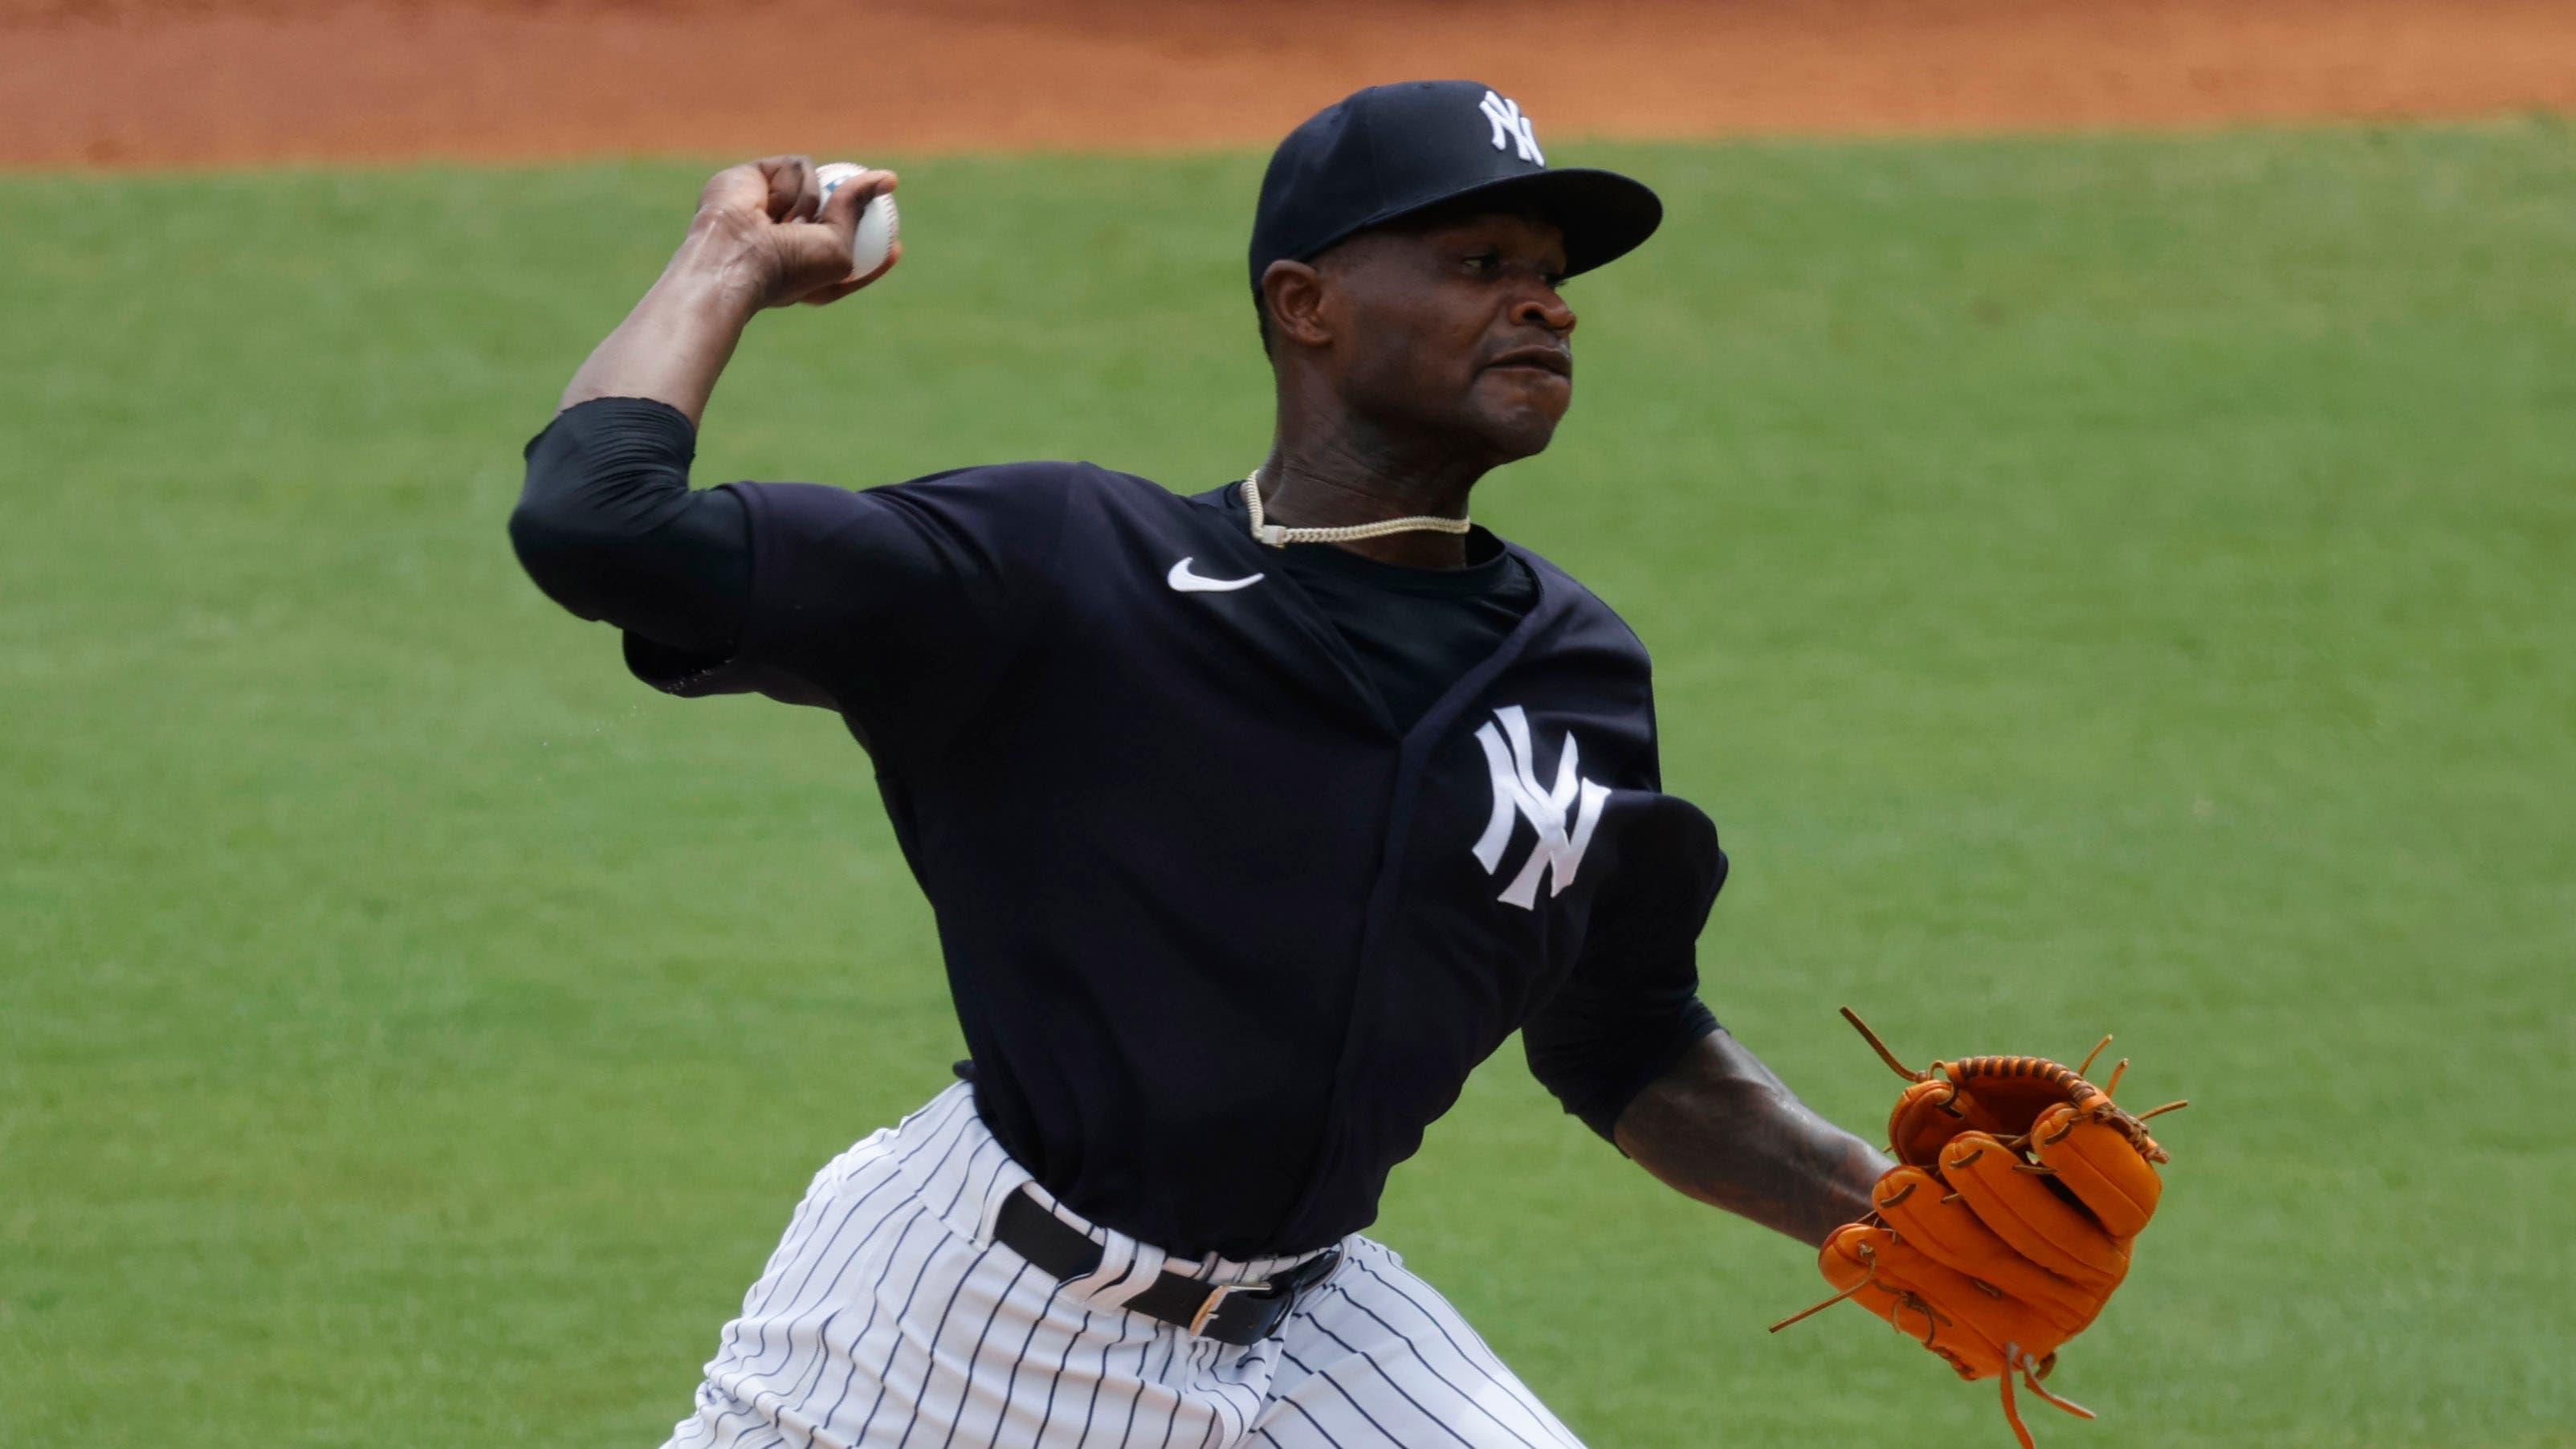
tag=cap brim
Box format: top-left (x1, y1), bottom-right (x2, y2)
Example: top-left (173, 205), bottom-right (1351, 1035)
top-left (1304, 167), bottom-right (1663, 280)
top-left (1438, 168), bottom-right (1663, 279)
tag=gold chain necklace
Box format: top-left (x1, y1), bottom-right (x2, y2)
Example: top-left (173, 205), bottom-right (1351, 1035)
top-left (1241, 471), bottom-right (1473, 549)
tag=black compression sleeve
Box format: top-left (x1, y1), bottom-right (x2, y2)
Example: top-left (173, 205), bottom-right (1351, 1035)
top-left (508, 396), bottom-right (751, 658)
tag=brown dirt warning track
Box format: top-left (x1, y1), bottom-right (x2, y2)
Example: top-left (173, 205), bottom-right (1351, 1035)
top-left (4, 0), bottom-right (2574, 169)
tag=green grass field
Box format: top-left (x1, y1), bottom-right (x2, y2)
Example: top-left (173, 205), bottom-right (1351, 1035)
top-left (4, 121), bottom-right (2572, 1447)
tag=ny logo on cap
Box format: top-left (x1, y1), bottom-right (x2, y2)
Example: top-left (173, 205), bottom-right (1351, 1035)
top-left (1478, 90), bottom-right (1544, 166)
top-left (1471, 705), bottom-right (1608, 909)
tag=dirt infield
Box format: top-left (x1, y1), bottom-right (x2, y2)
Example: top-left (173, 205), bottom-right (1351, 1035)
top-left (6, 0), bottom-right (2574, 169)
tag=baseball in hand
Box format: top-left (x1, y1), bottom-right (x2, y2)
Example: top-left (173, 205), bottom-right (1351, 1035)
top-left (815, 162), bottom-right (899, 278)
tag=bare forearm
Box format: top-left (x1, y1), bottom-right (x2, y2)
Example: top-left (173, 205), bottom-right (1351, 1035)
top-left (557, 230), bottom-right (764, 425)
top-left (1612, 1030), bottom-right (1884, 1247)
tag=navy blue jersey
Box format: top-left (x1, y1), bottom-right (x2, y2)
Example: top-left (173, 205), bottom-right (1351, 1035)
top-left (608, 457), bottom-right (1723, 1257)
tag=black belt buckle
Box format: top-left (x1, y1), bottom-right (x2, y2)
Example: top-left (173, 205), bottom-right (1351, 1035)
top-left (991, 1186), bottom-right (1339, 1346)
top-left (1192, 1246), bottom-right (1340, 1344)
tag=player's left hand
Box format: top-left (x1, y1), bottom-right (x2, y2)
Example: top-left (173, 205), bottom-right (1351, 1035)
top-left (1772, 1010), bottom-right (2187, 1448)
top-left (687, 154), bottom-right (900, 311)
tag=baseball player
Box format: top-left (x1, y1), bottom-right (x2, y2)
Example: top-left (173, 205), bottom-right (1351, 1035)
top-left (510, 81), bottom-right (2166, 1448)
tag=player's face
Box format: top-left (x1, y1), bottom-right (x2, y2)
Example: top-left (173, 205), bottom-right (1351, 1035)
top-left (1324, 211), bottom-right (1576, 462)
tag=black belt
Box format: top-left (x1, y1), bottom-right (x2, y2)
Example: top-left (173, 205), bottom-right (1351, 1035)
top-left (991, 1189), bottom-right (1339, 1346)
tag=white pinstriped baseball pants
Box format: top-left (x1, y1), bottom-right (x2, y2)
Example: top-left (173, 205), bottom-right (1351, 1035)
top-left (662, 1082), bottom-right (1586, 1449)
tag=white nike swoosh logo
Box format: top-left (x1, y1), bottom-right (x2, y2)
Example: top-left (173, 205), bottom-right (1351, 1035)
top-left (1166, 557), bottom-right (1266, 593)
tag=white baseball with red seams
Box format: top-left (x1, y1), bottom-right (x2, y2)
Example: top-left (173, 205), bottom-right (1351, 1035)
top-left (816, 161), bottom-right (899, 277)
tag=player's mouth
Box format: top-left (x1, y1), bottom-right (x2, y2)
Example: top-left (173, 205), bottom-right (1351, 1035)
top-left (1483, 345), bottom-right (1573, 380)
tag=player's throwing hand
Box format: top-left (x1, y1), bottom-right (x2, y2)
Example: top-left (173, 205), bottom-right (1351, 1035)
top-left (690, 153), bottom-right (899, 311)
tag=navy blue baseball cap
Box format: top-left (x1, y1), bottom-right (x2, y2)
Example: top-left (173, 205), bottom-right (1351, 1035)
top-left (1249, 81), bottom-right (1661, 298)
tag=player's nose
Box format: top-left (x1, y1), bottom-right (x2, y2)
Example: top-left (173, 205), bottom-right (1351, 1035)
top-left (1510, 290), bottom-right (1576, 337)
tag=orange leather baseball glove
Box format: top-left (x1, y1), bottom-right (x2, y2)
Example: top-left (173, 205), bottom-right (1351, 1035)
top-left (1774, 1010), bottom-right (2187, 1448)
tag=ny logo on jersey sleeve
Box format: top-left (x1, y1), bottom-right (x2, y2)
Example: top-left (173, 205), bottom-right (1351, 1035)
top-left (1477, 91), bottom-right (1544, 165)
top-left (1471, 705), bottom-right (1608, 908)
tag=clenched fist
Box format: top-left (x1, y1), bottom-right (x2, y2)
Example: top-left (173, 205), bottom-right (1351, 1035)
top-left (552, 154), bottom-right (905, 423)
top-left (684, 154), bottom-right (900, 311)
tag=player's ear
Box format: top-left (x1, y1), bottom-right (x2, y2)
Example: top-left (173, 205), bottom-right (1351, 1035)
top-left (1260, 259), bottom-right (1333, 349)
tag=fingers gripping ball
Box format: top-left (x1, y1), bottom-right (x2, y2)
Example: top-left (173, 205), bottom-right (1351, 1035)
top-left (816, 161), bottom-right (900, 279)
top-left (1771, 1010), bottom-right (2188, 1449)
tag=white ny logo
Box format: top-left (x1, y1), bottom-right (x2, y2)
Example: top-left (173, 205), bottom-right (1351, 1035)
top-left (1478, 90), bottom-right (1544, 166)
top-left (1470, 705), bottom-right (1608, 909)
